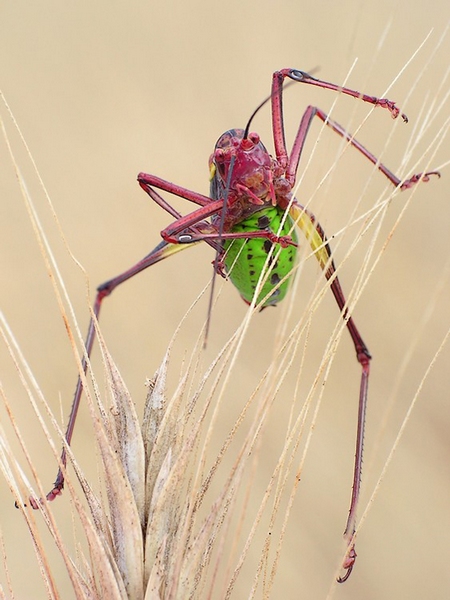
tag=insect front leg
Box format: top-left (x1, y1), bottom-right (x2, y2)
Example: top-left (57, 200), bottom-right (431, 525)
top-left (270, 69), bottom-right (439, 189)
top-left (270, 68), bottom-right (405, 174)
top-left (168, 228), bottom-right (297, 248)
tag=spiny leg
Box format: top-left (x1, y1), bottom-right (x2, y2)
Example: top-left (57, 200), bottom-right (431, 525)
top-left (39, 239), bottom-right (199, 504)
top-left (285, 106), bottom-right (439, 189)
top-left (289, 203), bottom-right (369, 580)
top-left (270, 69), bottom-right (439, 188)
top-left (37, 172), bottom-right (238, 502)
top-left (271, 71), bottom-right (440, 580)
top-left (137, 181), bottom-right (299, 248)
top-left (271, 68), bottom-right (407, 173)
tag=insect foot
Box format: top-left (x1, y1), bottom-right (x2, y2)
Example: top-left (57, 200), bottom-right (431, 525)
top-left (400, 170), bottom-right (441, 190)
top-left (338, 545), bottom-right (357, 583)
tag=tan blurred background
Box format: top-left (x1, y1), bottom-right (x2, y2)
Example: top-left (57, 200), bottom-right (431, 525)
top-left (1, 1), bottom-right (449, 598)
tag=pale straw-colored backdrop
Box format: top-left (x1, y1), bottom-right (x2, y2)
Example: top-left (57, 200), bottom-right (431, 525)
top-left (1, 2), bottom-right (449, 598)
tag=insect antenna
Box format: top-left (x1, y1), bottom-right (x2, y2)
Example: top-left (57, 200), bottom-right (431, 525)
top-left (243, 94), bottom-right (273, 139)
top-left (243, 78), bottom-right (301, 138)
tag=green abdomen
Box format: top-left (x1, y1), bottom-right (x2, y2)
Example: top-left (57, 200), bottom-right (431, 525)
top-left (223, 206), bottom-right (298, 308)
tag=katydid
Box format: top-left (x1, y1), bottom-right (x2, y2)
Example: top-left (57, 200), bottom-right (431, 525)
top-left (34, 69), bottom-right (439, 581)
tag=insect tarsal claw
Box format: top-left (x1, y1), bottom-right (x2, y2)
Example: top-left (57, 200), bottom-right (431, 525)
top-left (400, 170), bottom-right (441, 190)
top-left (337, 545), bottom-right (357, 583)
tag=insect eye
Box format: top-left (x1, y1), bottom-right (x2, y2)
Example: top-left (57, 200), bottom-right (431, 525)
top-left (248, 132), bottom-right (260, 145)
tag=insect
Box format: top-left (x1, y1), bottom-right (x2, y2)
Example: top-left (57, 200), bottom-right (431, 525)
top-left (33, 69), bottom-right (439, 581)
